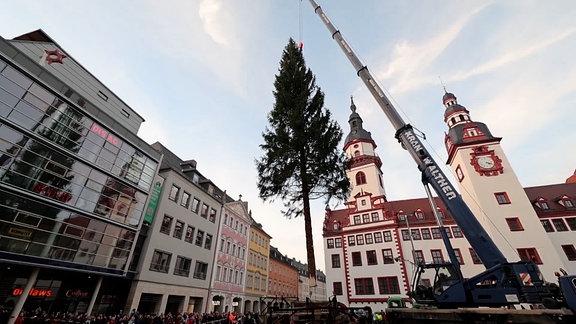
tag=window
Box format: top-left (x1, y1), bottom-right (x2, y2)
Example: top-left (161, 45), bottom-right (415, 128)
top-left (431, 249), bottom-right (444, 263)
top-left (411, 229), bottom-right (421, 240)
top-left (561, 245), bottom-right (576, 261)
top-left (452, 226), bottom-right (463, 238)
top-left (365, 233), bottom-right (373, 244)
top-left (431, 227), bottom-right (441, 239)
top-left (541, 220), bottom-right (554, 232)
top-left (173, 221), bottom-right (184, 239)
top-left (200, 203), bottom-right (209, 218)
top-left (374, 232), bottom-right (383, 243)
top-left (414, 250), bottom-right (424, 265)
top-left (564, 199), bottom-right (574, 208)
top-left (517, 248), bottom-right (542, 264)
top-left (382, 249), bottom-right (394, 264)
top-left (355, 172), bottom-right (367, 185)
top-left (362, 214), bottom-right (370, 223)
top-left (552, 219), bottom-right (568, 231)
top-left (443, 227), bottom-right (452, 238)
top-left (327, 238), bottom-right (334, 249)
top-left (353, 215), bottom-right (361, 225)
top-left (352, 251), bottom-right (362, 266)
top-left (538, 200), bottom-right (550, 210)
top-left (377, 277), bottom-right (400, 294)
top-left (348, 236), bottom-right (356, 246)
top-left (335, 238), bottom-right (342, 248)
top-left (436, 209), bottom-right (444, 219)
top-left (469, 248), bottom-right (482, 264)
top-left (367, 250), bottom-right (378, 265)
top-left (415, 210), bottom-right (424, 220)
top-left (333, 282), bottom-right (343, 295)
top-left (495, 192), bottom-right (510, 204)
top-left (454, 248), bottom-right (464, 265)
top-left (566, 218), bottom-right (576, 231)
top-left (150, 250), bottom-right (171, 273)
top-left (160, 215), bottom-right (172, 235)
top-left (356, 234), bottom-right (364, 245)
top-left (209, 208), bottom-right (217, 223)
top-left (169, 184), bottom-right (180, 202)
top-left (331, 254), bottom-right (341, 268)
top-left (401, 230), bottom-right (410, 241)
top-left (185, 226), bottom-right (195, 243)
top-left (204, 234), bottom-right (213, 249)
top-left (371, 212), bottom-right (379, 222)
top-left (421, 228), bottom-right (431, 240)
top-left (195, 230), bottom-right (204, 246)
top-left (193, 261), bottom-right (208, 280)
top-left (354, 278), bottom-right (374, 295)
top-left (181, 191), bottom-right (191, 208)
top-left (191, 198), bottom-right (200, 213)
top-left (506, 218), bottom-right (523, 231)
top-left (383, 231), bottom-right (392, 242)
top-left (174, 256), bottom-right (191, 276)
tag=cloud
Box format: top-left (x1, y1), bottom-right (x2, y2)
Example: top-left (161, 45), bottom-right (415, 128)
top-left (450, 27), bottom-right (576, 83)
top-left (376, 3), bottom-right (490, 94)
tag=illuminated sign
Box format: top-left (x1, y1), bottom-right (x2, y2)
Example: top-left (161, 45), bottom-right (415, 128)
top-left (32, 182), bottom-right (72, 202)
top-left (7, 227), bottom-right (32, 239)
top-left (90, 123), bottom-right (119, 146)
top-left (12, 288), bottom-right (52, 297)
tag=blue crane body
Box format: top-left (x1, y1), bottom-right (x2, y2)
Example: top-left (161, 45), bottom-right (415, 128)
top-left (308, 0), bottom-right (576, 315)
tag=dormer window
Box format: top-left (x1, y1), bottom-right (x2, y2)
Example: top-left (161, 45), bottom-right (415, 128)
top-left (415, 210), bottom-right (424, 220)
top-left (436, 208), bottom-right (444, 218)
top-left (557, 196), bottom-right (574, 208)
top-left (536, 198), bottom-right (549, 210)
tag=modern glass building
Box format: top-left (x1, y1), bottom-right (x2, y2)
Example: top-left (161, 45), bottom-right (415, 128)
top-left (0, 30), bottom-right (160, 315)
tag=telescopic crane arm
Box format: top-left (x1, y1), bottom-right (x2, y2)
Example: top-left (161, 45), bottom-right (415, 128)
top-left (308, 0), bottom-right (507, 269)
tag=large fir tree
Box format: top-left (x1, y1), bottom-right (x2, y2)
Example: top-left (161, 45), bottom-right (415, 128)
top-left (256, 38), bottom-right (350, 286)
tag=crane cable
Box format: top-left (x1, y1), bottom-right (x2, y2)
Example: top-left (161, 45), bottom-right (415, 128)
top-left (298, 0), bottom-right (304, 49)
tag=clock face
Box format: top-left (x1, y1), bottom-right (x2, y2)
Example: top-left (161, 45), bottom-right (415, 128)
top-left (477, 156), bottom-right (495, 169)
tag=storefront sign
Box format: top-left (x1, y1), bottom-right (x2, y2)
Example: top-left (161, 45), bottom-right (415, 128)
top-left (143, 178), bottom-right (163, 224)
top-left (91, 123), bottom-right (119, 146)
top-left (65, 289), bottom-right (89, 298)
top-left (12, 288), bottom-right (52, 297)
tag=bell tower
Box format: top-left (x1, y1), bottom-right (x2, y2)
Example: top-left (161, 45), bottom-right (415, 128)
top-left (343, 97), bottom-right (386, 208)
top-left (443, 92), bottom-right (564, 278)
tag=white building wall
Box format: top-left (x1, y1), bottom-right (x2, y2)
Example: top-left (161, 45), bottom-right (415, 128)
top-left (451, 144), bottom-right (565, 279)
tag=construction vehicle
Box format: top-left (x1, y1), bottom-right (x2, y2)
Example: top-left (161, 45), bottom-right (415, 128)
top-left (307, 1), bottom-right (576, 323)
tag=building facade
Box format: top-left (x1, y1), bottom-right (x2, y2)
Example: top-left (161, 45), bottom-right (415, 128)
top-left (208, 198), bottom-right (251, 314)
top-left (267, 246), bottom-right (299, 301)
top-left (323, 95), bottom-right (576, 309)
top-left (0, 30), bottom-right (160, 316)
top-left (124, 143), bottom-right (225, 315)
top-left (243, 221), bottom-right (271, 313)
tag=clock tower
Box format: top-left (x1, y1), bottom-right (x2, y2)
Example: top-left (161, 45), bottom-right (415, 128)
top-left (343, 97), bottom-right (386, 206)
top-left (443, 92), bottom-right (564, 278)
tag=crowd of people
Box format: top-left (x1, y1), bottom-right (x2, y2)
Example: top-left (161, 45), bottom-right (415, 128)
top-left (0, 309), bottom-right (262, 324)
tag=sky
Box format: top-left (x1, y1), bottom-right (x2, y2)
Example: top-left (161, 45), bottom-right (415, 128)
top-left (2, 0), bottom-right (576, 272)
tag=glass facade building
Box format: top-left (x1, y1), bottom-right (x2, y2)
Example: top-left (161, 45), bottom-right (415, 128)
top-left (0, 32), bottom-right (160, 315)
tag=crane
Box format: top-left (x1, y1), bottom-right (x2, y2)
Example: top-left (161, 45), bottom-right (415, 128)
top-left (308, 0), bottom-right (576, 314)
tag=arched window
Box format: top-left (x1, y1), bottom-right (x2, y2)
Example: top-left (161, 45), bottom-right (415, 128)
top-left (356, 172), bottom-right (367, 185)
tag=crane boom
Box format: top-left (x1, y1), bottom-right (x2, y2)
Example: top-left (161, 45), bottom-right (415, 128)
top-left (308, 0), bottom-right (507, 268)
